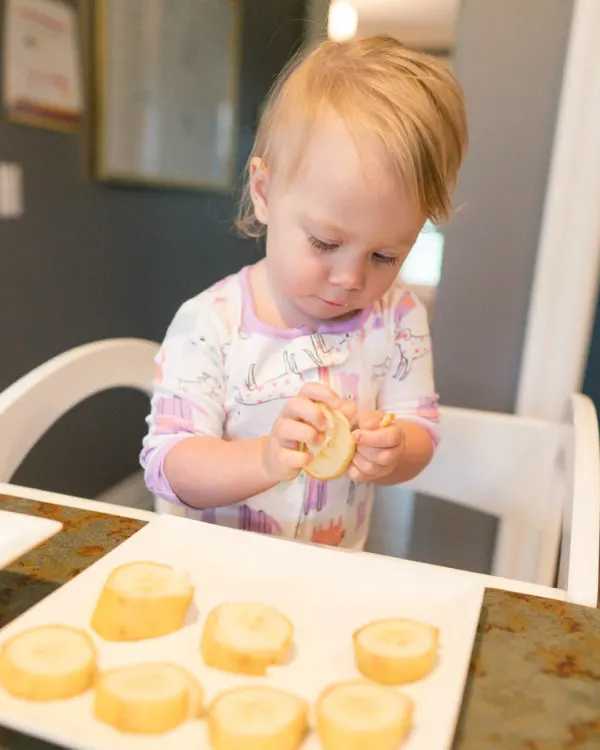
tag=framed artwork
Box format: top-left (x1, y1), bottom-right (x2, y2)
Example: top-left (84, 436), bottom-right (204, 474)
top-left (93, 0), bottom-right (241, 191)
top-left (3, 0), bottom-right (83, 133)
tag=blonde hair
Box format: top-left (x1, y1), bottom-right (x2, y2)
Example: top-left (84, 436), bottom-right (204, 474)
top-left (236, 35), bottom-right (468, 238)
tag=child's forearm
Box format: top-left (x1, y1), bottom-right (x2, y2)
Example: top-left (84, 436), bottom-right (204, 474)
top-left (375, 421), bottom-right (435, 486)
top-left (163, 436), bottom-right (277, 509)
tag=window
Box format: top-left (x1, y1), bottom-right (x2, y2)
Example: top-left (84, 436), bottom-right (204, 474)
top-left (400, 220), bottom-right (445, 287)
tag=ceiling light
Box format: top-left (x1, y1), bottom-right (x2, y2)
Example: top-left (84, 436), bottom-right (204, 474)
top-left (328, 1), bottom-right (358, 42)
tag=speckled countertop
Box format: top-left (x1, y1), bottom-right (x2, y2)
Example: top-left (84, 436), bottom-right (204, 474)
top-left (1, 494), bottom-right (599, 750)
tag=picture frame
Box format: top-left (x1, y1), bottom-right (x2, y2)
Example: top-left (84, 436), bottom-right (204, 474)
top-left (3, 0), bottom-right (83, 133)
top-left (93, 0), bottom-right (241, 192)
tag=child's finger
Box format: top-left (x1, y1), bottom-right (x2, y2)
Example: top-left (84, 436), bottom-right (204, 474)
top-left (353, 424), bottom-right (402, 449)
top-left (347, 464), bottom-right (369, 483)
top-left (358, 409), bottom-right (386, 430)
top-left (283, 396), bottom-right (330, 430)
top-left (275, 418), bottom-right (321, 447)
top-left (279, 446), bottom-right (311, 469)
top-left (297, 382), bottom-right (341, 410)
top-left (350, 452), bottom-right (379, 479)
top-left (339, 398), bottom-right (358, 428)
top-left (355, 445), bottom-right (394, 466)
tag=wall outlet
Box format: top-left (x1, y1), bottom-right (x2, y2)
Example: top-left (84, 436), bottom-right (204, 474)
top-left (0, 163), bottom-right (23, 219)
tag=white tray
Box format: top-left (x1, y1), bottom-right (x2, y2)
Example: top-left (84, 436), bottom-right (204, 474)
top-left (0, 514), bottom-right (484, 749)
top-left (0, 509), bottom-right (62, 569)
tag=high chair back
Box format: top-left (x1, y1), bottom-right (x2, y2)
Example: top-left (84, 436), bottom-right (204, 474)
top-left (400, 394), bottom-right (599, 606)
top-left (0, 338), bottom-right (159, 483)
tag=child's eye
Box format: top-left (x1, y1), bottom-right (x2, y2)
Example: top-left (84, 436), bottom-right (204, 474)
top-left (309, 235), bottom-right (340, 253)
top-left (373, 253), bottom-right (399, 267)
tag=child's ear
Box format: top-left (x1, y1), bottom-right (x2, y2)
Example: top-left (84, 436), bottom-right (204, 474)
top-left (249, 157), bottom-right (269, 225)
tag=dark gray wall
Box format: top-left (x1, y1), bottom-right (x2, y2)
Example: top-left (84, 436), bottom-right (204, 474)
top-left (408, 0), bottom-right (575, 572)
top-left (433, 0), bottom-right (574, 413)
top-left (0, 0), bottom-right (305, 497)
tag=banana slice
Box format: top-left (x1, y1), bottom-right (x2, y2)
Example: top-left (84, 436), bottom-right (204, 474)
top-left (353, 618), bottom-right (439, 684)
top-left (0, 625), bottom-right (96, 701)
top-left (304, 406), bottom-right (355, 481)
top-left (91, 561), bottom-right (194, 641)
top-left (201, 601), bottom-right (293, 675)
top-left (316, 681), bottom-right (412, 750)
top-left (94, 662), bottom-right (203, 734)
top-left (208, 685), bottom-right (308, 750)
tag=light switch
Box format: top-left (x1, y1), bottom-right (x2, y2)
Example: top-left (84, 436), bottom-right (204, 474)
top-left (0, 163), bottom-right (23, 219)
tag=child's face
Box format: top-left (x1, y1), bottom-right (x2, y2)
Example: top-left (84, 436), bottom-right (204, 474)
top-left (250, 116), bottom-right (426, 326)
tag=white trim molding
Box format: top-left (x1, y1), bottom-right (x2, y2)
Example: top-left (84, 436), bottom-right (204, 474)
top-left (516, 0), bottom-right (600, 421)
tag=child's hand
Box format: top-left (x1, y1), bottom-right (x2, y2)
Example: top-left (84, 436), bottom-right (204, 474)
top-left (348, 410), bottom-right (405, 483)
top-left (262, 383), bottom-right (356, 484)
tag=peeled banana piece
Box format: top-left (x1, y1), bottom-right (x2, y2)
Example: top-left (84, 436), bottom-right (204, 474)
top-left (0, 625), bottom-right (96, 701)
top-left (304, 406), bottom-right (356, 481)
top-left (201, 601), bottom-right (293, 675)
top-left (316, 681), bottom-right (413, 750)
top-left (353, 618), bottom-right (439, 684)
top-left (91, 561), bottom-right (194, 641)
top-left (94, 662), bottom-right (203, 734)
top-left (208, 685), bottom-right (308, 750)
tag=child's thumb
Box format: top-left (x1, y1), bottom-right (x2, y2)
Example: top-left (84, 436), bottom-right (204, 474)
top-left (359, 410), bottom-right (385, 430)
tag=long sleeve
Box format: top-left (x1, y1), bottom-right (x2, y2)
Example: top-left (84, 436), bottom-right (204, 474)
top-left (376, 288), bottom-right (440, 444)
top-left (140, 296), bottom-right (231, 504)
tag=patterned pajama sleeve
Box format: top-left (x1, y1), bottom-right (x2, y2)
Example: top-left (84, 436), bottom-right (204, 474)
top-left (376, 292), bottom-right (440, 445)
top-left (139, 298), bottom-right (229, 505)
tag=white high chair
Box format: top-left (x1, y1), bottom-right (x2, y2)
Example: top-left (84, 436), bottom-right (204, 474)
top-left (0, 338), bottom-right (159, 484)
top-left (394, 394), bottom-right (599, 606)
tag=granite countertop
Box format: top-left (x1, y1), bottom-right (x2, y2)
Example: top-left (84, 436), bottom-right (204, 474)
top-left (1, 494), bottom-right (599, 749)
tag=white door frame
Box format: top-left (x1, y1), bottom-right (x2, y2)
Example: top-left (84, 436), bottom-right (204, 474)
top-left (516, 0), bottom-right (600, 421)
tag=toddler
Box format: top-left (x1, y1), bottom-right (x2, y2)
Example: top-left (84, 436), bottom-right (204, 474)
top-left (140, 35), bottom-right (468, 550)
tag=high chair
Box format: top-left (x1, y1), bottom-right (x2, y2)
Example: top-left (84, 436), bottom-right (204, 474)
top-left (386, 395), bottom-right (599, 606)
top-left (0, 338), bottom-right (159, 486)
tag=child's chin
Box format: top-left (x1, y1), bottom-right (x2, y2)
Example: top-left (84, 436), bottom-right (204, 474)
top-left (319, 303), bottom-right (360, 322)
top-left (310, 300), bottom-right (344, 317)
top-left (296, 296), bottom-right (357, 323)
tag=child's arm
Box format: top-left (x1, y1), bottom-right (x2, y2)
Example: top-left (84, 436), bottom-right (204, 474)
top-left (163, 383), bottom-right (342, 509)
top-left (348, 288), bottom-right (439, 485)
top-left (163, 435), bottom-right (275, 508)
top-left (140, 294), bottom-right (343, 508)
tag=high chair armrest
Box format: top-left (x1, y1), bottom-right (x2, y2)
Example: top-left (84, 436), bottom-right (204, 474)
top-left (563, 393), bottom-right (600, 606)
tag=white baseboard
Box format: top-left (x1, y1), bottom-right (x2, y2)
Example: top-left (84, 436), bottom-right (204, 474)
top-left (96, 471), bottom-right (154, 510)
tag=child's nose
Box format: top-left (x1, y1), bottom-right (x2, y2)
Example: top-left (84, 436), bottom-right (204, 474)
top-left (330, 262), bottom-right (365, 291)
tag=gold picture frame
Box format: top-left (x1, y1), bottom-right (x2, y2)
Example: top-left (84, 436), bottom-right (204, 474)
top-left (93, 0), bottom-right (241, 192)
